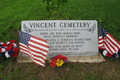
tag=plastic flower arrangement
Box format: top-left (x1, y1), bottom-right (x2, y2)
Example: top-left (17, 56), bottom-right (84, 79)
top-left (0, 40), bottom-right (19, 58)
top-left (50, 54), bottom-right (68, 67)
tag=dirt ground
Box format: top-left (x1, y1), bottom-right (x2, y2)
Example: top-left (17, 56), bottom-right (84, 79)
top-left (1, 56), bottom-right (120, 80)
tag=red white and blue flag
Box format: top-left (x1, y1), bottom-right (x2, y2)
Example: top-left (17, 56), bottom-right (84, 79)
top-left (98, 23), bottom-right (120, 55)
top-left (18, 30), bottom-right (49, 67)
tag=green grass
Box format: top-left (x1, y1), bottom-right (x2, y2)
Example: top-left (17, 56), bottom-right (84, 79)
top-left (0, 0), bottom-right (120, 79)
top-left (0, 0), bottom-right (120, 42)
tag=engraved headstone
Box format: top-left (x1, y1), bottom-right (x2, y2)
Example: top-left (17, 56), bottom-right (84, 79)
top-left (21, 20), bottom-right (98, 58)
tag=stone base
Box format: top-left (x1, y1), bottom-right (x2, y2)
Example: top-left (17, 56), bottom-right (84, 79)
top-left (17, 52), bottom-right (105, 63)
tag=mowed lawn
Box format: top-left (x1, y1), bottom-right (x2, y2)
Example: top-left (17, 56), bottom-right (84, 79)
top-left (0, 0), bottom-right (120, 80)
top-left (0, 0), bottom-right (120, 42)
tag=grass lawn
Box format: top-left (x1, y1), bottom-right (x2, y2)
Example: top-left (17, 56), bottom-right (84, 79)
top-left (0, 0), bottom-right (120, 79)
top-left (0, 0), bottom-right (120, 42)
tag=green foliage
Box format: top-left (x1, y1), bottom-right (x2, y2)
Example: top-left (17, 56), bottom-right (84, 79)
top-left (42, 0), bottom-right (68, 19)
top-left (43, 0), bottom-right (67, 11)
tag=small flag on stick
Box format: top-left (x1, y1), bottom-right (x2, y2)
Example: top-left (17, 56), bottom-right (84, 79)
top-left (98, 23), bottom-right (120, 58)
top-left (18, 30), bottom-right (49, 67)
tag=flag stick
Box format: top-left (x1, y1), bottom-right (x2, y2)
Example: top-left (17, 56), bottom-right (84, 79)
top-left (96, 51), bottom-right (99, 66)
top-left (99, 18), bottom-right (101, 23)
top-left (17, 26), bottom-right (18, 31)
top-left (17, 26), bottom-right (23, 63)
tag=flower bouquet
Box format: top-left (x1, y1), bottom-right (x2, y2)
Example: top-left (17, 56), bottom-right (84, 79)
top-left (0, 40), bottom-right (19, 58)
top-left (50, 54), bottom-right (68, 67)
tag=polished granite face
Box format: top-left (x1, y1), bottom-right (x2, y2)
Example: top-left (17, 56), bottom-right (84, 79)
top-left (21, 20), bottom-right (98, 58)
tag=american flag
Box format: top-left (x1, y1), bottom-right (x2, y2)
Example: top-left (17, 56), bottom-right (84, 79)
top-left (98, 23), bottom-right (120, 55)
top-left (18, 30), bottom-right (49, 67)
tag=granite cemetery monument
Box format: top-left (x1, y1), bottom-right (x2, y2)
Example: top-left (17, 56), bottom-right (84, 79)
top-left (18, 20), bottom-right (104, 62)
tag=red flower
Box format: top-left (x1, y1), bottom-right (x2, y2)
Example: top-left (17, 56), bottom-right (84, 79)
top-left (8, 43), bottom-right (14, 47)
top-left (57, 54), bottom-right (64, 59)
top-left (9, 40), bottom-right (16, 43)
top-left (107, 52), bottom-right (112, 57)
top-left (63, 56), bottom-right (68, 61)
top-left (6, 47), bottom-right (12, 51)
top-left (12, 48), bottom-right (19, 57)
top-left (1, 43), bottom-right (7, 47)
top-left (53, 56), bottom-right (59, 60)
top-left (50, 54), bottom-right (68, 67)
top-left (50, 60), bottom-right (56, 67)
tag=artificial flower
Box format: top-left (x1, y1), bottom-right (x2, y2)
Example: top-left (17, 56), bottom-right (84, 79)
top-left (63, 56), bottom-right (68, 63)
top-left (102, 50), bottom-right (108, 56)
top-left (8, 43), bottom-right (17, 47)
top-left (50, 54), bottom-right (67, 67)
top-left (56, 58), bottom-right (64, 67)
top-left (6, 47), bottom-right (12, 51)
top-left (12, 48), bottom-right (19, 57)
top-left (0, 40), bottom-right (19, 58)
top-left (53, 55), bottom-right (58, 60)
top-left (57, 54), bottom-right (64, 59)
top-left (0, 47), bottom-right (6, 53)
top-left (0, 43), bottom-right (7, 47)
top-left (7, 40), bottom-right (16, 44)
top-left (50, 59), bottom-right (56, 67)
top-left (8, 49), bottom-right (14, 56)
top-left (107, 52), bottom-right (112, 57)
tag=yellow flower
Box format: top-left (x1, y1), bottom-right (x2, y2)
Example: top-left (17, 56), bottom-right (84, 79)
top-left (56, 58), bottom-right (64, 67)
